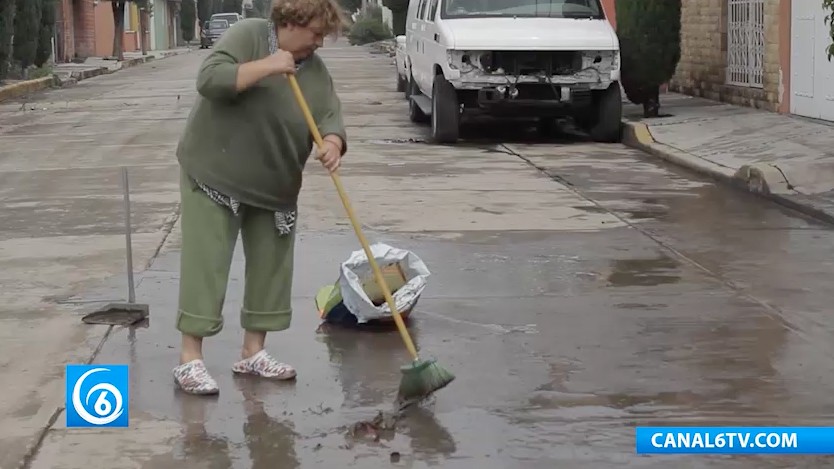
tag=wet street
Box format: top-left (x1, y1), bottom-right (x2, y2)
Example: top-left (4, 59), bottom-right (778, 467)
top-left (5, 38), bottom-right (834, 469)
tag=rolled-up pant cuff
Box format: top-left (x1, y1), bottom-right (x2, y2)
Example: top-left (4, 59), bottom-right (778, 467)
top-left (177, 308), bottom-right (224, 337)
top-left (241, 308), bottom-right (292, 332)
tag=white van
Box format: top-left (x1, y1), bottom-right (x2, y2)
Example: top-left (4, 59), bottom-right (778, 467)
top-left (403, 0), bottom-right (622, 144)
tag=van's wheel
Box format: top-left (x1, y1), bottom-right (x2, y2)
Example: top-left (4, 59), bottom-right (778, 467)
top-left (431, 74), bottom-right (460, 144)
top-left (408, 78), bottom-right (429, 124)
top-left (587, 83), bottom-right (623, 143)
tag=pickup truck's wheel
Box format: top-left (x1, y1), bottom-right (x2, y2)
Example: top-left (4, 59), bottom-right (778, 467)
top-left (431, 74), bottom-right (460, 144)
top-left (587, 83), bottom-right (623, 143)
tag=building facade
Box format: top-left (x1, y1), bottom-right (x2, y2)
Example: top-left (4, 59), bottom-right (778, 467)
top-left (151, 0), bottom-right (183, 51)
top-left (604, 0), bottom-right (834, 122)
top-left (55, 0), bottom-right (96, 62)
top-left (55, 0), bottom-right (183, 63)
top-left (92, 2), bottom-right (148, 57)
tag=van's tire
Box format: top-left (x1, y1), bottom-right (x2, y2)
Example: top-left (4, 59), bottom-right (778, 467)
top-left (408, 78), bottom-right (429, 124)
top-left (587, 83), bottom-right (623, 143)
top-left (431, 74), bottom-right (460, 144)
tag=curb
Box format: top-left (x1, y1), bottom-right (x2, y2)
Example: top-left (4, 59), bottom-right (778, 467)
top-left (621, 121), bottom-right (834, 226)
top-left (0, 76), bottom-right (56, 103)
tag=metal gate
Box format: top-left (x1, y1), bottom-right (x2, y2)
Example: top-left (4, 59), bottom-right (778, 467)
top-left (726, 0), bottom-right (764, 88)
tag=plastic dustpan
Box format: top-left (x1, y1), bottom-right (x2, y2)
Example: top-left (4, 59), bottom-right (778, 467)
top-left (315, 283), bottom-right (343, 318)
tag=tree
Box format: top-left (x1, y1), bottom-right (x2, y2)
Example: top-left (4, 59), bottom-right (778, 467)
top-left (616, 0), bottom-right (681, 118)
top-left (0, 0), bottom-right (17, 80)
top-left (35, 0), bottom-right (56, 67)
top-left (249, 0), bottom-right (271, 18)
top-left (825, 0), bottom-right (833, 60)
top-left (340, 0), bottom-right (362, 15)
top-left (111, 1), bottom-right (127, 60)
top-left (105, 0), bottom-right (150, 61)
top-left (13, 0), bottom-right (41, 72)
top-left (221, 0), bottom-right (242, 13)
top-left (381, 0), bottom-right (407, 35)
top-left (181, 0), bottom-right (196, 42)
top-left (197, 0), bottom-right (214, 25)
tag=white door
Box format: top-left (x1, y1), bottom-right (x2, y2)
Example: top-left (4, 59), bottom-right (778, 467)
top-left (421, 0), bottom-right (442, 95)
top-left (790, 1), bottom-right (834, 121)
top-left (406, 0), bottom-right (426, 85)
top-left (414, 0), bottom-right (431, 93)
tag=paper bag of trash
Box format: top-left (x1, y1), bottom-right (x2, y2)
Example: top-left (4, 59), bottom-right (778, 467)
top-left (315, 243), bottom-right (430, 326)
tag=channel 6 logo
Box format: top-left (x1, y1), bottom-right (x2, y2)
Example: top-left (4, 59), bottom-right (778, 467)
top-left (65, 364), bottom-right (129, 428)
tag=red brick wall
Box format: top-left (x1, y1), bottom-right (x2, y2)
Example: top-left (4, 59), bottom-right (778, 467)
top-left (74, 0), bottom-right (96, 58)
top-left (56, 0), bottom-right (96, 61)
top-left (57, 0), bottom-right (75, 62)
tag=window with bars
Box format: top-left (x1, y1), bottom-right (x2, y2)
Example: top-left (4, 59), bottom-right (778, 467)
top-left (726, 0), bottom-right (765, 88)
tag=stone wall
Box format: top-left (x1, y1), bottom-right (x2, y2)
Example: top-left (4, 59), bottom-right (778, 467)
top-left (669, 0), bottom-right (782, 112)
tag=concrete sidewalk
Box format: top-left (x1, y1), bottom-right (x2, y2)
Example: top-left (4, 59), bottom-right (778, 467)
top-left (52, 48), bottom-right (193, 84)
top-left (621, 92), bottom-right (834, 224)
top-left (0, 49), bottom-right (202, 469)
top-left (0, 47), bottom-right (192, 103)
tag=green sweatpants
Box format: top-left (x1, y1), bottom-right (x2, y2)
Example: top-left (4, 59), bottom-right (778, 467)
top-left (176, 170), bottom-right (295, 337)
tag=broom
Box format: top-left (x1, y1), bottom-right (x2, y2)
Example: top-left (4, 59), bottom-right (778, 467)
top-left (286, 73), bottom-right (455, 404)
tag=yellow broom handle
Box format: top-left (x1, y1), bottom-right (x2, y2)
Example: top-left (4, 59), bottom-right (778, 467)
top-left (287, 74), bottom-right (420, 361)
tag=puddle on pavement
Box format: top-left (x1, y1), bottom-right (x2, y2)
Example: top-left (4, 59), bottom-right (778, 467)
top-left (607, 255), bottom-right (682, 287)
top-left (55, 227), bottom-right (833, 468)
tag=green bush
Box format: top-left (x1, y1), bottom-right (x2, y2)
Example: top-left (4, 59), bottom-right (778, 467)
top-left (616, 0), bottom-right (681, 117)
top-left (347, 8), bottom-right (392, 45)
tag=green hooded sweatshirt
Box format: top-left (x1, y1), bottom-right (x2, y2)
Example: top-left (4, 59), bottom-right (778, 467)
top-left (176, 18), bottom-right (347, 212)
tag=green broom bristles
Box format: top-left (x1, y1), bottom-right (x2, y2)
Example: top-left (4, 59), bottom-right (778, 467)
top-left (396, 358), bottom-right (455, 404)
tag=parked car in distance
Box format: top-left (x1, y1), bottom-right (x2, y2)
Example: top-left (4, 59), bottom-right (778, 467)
top-left (201, 19), bottom-right (230, 48)
top-left (395, 35), bottom-right (409, 95)
top-left (210, 12), bottom-right (244, 25)
top-left (403, 0), bottom-right (622, 144)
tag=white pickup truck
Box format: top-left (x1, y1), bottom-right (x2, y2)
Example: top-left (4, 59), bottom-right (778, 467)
top-left (400, 0), bottom-right (622, 144)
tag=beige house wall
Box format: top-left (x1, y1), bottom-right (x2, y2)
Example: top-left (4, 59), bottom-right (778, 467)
top-left (668, 0), bottom-right (785, 112)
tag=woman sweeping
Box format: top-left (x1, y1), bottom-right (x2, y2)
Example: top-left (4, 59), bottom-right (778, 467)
top-left (172, 0), bottom-right (348, 395)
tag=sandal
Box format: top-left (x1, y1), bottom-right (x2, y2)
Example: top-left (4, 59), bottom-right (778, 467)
top-left (173, 359), bottom-right (220, 395)
top-left (232, 350), bottom-right (296, 380)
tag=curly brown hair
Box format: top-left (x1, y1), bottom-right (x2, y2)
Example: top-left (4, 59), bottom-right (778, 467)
top-left (271, 0), bottom-right (348, 36)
